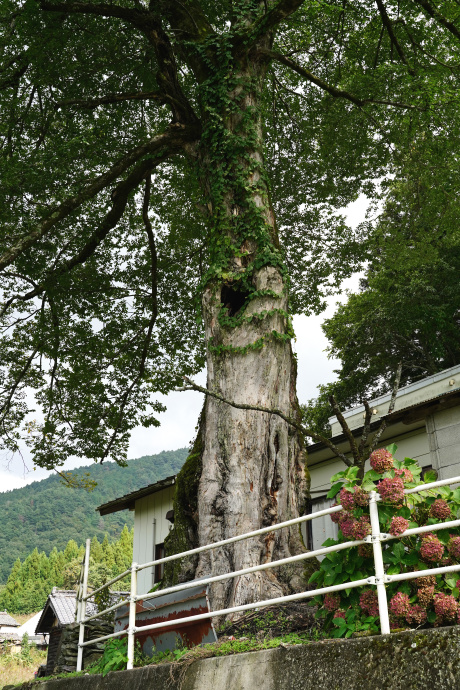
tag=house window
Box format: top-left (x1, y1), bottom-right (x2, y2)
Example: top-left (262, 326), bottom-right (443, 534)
top-left (421, 465), bottom-right (438, 481)
top-left (306, 496), bottom-right (338, 555)
top-left (154, 543), bottom-right (165, 584)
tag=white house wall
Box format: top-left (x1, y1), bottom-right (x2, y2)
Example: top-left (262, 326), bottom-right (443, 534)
top-left (133, 485), bottom-right (175, 596)
top-left (427, 407), bottom-right (460, 480)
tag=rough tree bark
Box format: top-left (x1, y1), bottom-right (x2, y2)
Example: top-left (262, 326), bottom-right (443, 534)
top-left (165, 50), bottom-right (309, 611)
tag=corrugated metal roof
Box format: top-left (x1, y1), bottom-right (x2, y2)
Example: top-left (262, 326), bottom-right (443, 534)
top-left (307, 388), bottom-right (460, 454)
top-left (0, 611), bottom-right (19, 627)
top-left (97, 474), bottom-right (176, 516)
top-left (35, 588), bottom-right (128, 633)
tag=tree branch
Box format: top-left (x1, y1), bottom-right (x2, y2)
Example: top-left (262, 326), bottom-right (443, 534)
top-left (259, 49), bottom-right (420, 109)
top-left (56, 90), bottom-right (168, 110)
top-left (0, 126), bottom-right (199, 272)
top-left (179, 376), bottom-right (353, 467)
top-left (414, 0), bottom-right (460, 41)
top-left (40, 1), bottom-right (144, 25)
top-left (358, 399), bottom-right (373, 459)
top-left (329, 394), bottom-right (361, 465)
top-left (368, 361), bottom-right (403, 454)
top-left (0, 152), bottom-right (170, 317)
top-left (375, 0), bottom-right (414, 74)
top-left (40, 1), bottom-right (198, 122)
top-left (101, 175), bottom-right (159, 462)
top-left (246, 0), bottom-right (304, 44)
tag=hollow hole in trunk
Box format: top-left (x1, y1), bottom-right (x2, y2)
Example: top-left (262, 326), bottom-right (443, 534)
top-left (221, 284), bottom-right (249, 317)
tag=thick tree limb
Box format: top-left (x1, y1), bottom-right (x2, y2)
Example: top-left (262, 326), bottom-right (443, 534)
top-left (329, 394), bottom-right (361, 465)
top-left (246, 0), bottom-right (304, 44)
top-left (0, 153), bottom-right (170, 317)
top-left (56, 90), bottom-right (168, 110)
top-left (179, 376), bottom-right (352, 466)
top-left (40, 1), bottom-right (144, 25)
top-left (358, 399), bottom-right (373, 459)
top-left (40, 1), bottom-right (198, 122)
top-left (368, 362), bottom-right (403, 454)
top-left (259, 49), bottom-right (420, 109)
top-left (157, 0), bottom-right (214, 83)
top-left (414, 0), bottom-right (460, 41)
top-left (375, 0), bottom-right (414, 74)
top-left (0, 126), bottom-right (199, 272)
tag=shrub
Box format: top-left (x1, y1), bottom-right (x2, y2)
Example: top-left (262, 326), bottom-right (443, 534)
top-left (309, 444), bottom-right (460, 638)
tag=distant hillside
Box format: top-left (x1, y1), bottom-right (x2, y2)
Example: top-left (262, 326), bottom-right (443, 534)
top-left (0, 448), bottom-right (188, 583)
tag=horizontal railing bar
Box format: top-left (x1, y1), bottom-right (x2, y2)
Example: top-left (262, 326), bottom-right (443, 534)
top-left (79, 627), bottom-right (128, 648)
top-left (136, 504), bottom-right (344, 573)
top-left (82, 569), bottom-right (131, 600)
top-left (404, 475), bottom-right (460, 496)
top-left (82, 598), bottom-right (129, 624)
top-left (135, 537), bottom-right (365, 603)
top-left (388, 563), bottom-right (460, 583)
top-left (134, 577), bottom-right (370, 637)
top-left (384, 518), bottom-right (460, 542)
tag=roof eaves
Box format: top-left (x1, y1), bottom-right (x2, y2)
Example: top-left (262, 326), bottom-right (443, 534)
top-left (96, 474), bottom-right (176, 516)
top-left (307, 389), bottom-right (460, 454)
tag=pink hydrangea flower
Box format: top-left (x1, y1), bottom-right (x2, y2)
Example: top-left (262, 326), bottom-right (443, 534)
top-left (417, 585), bottom-right (435, 607)
top-left (324, 592), bottom-right (340, 611)
top-left (420, 534), bottom-right (444, 562)
top-left (456, 579), bottom-right (460, 590)
top-left (377, 477), bottom-right (405, 506)
top-left (369, 449), bottom-right (394, 474)
top-left (330, 504), bottom-right (342, 524)
top-left (447, 535), bottom-right (460, 560)
top-left (394, 468), bottom-right (414, 483)
top-left (333, 609), bottom-right (346, 620)
top-left (339, 487), bottom-right (356, 511)
top-left (353, 515), bottom-right (371, 540)
top-left (389, 516), bottom-right (409, 536)
top-left (338, 513), bottom-right (357, 539)
top-left (434, 593), bottom-right (458, 621)
top-left (429, 499), bottom-right (451, 520)
top-left (405, 604), bottom-right (427, 626)
top-left (359, 590), bottom-right (379, 617)
top-left (353, 486), bottom-right (370, 507)
top-left (389, 592), bottom-right (410, 617)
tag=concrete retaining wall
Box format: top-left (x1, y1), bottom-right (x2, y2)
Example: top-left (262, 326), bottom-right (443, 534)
top-left (14, 626), bottom-right (460, 690)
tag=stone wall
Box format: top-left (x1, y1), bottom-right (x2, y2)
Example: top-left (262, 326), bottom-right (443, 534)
top-left (50, 621), bottom-right (113, 675)
top-left (13, 625), bottom-right (460, 690)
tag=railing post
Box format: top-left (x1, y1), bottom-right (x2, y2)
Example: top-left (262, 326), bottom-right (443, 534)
top-left (76, 539), bottom-right (91, 672)
top-left (369, 491), bottom-right (390, 634)
top-left (127, 562), bottom-right (137, 670)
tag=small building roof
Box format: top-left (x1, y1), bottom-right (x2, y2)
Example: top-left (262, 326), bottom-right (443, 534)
top-left (35, 588), bottom-right (128, 634)
top-left (35, 589), bottom-right (98, 634)
top-left (96, 474), bottom-right (176, 516)
top-left (0, 611), bottom-right (19, 627)
top-left (0, 631), bottom-right (21, 643)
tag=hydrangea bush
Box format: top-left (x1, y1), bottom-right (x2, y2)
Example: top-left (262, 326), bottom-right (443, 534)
top-left (309, 444), bottom-right (460, 638)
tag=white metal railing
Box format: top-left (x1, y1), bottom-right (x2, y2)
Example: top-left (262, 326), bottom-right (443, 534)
top-left (75, 474), bottom-right (460, 672)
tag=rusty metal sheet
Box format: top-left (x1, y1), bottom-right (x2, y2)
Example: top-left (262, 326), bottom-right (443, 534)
top-left (114, 580), bottom-right (217, 656)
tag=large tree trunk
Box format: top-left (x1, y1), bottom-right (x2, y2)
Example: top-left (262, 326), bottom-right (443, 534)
top-left (196, 272), bottom-right (308, 612)
top-left (165, 50), bottom-right (309, 612)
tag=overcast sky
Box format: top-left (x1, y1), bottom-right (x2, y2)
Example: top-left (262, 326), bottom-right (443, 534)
top-left (0, 197), bottom-right (367, 493)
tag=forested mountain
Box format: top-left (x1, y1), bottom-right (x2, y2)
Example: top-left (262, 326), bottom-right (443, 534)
top-left (0, 448), bottom-right (187, 583)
